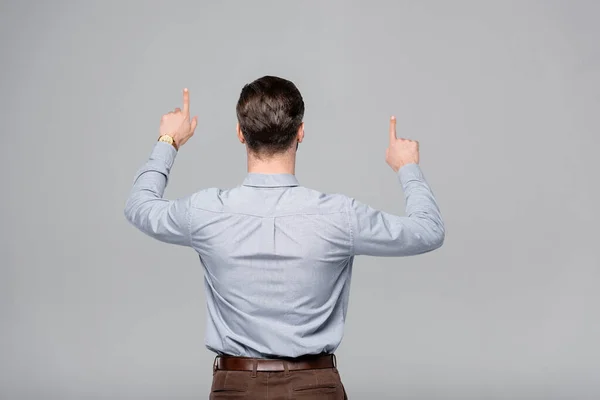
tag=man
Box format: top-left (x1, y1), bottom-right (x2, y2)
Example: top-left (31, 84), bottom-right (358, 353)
top-left (124, 76), bottom-right (445, 399)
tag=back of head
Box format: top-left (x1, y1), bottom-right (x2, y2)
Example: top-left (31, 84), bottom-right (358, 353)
top-left (236, 76), bottom-right (305, 157)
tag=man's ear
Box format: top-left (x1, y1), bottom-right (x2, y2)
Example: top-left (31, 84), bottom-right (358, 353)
top-left (236, 123), bottom-right (246, 144)
top-left (297, 122), bottom-right (305, 143)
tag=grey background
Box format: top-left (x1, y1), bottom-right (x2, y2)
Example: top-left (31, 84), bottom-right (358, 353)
top-left (1, 0), bottom-right (598, 399)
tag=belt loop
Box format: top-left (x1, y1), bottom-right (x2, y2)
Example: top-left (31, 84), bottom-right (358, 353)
top-left (283, 360), bottom-right (290, 377)
top-left (251, 359), bottom-right (257, 378)
top-left (213, 356), bottom-right (218, 375)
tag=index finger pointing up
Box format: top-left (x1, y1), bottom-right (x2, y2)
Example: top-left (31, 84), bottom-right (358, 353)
top-left (183, 88), bottom-right (190, 115)
top-left (389, 115), bottom-right (397, 144)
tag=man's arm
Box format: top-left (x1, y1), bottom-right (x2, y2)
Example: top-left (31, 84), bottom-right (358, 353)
top-left (124, 88), bottom-right (199, 246)
top-left (124, 142), bottom-right (193, 246)
top-left (348, 115), bottom-right (445, 257)
top-left (349, 163), bottom-right (445, 256)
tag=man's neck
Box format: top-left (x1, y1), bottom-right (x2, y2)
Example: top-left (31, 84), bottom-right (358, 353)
top-left (247, 150), bottom-right (296, 175)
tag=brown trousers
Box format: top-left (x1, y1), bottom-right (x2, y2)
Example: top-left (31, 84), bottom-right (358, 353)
top-left (209, 366), bottom-right (348, 399)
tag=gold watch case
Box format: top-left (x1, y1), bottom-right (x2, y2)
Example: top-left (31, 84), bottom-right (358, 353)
top-left (158, 134), bottom-right (177, 150)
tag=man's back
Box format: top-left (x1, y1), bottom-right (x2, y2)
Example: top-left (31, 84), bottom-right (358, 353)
top-left (192, 173), bottom-right (354, 358)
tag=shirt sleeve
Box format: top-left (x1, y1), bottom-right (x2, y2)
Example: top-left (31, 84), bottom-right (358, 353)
top-left (124, 141), bottom-right (192, 246)
top-left (348, 163), bottom-right (445, 257)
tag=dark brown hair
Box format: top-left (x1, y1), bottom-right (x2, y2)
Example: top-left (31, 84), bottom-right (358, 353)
top-left (236, 76), bottom-right (305, 156)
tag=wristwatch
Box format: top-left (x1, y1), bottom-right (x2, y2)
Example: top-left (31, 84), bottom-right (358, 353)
top-left (158, 134), bottom-right (178, 150)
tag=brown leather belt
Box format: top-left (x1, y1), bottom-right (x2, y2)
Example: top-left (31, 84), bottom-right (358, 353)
top-left (214, 353), bottom-right (336, 372)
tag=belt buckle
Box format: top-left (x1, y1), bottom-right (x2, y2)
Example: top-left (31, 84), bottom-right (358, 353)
top-left (332, 354), bottom-right (337, 368)
top-left (213, 356), bottom-right (219, 372)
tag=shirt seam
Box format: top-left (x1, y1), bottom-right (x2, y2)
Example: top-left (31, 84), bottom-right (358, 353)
top-left (190, 206), bottom-right (345, 218)
top-left (186, 204), bottom-right (192, 246)
top-left (240, 186), bottom-right (298, 189)
top-left (345, 197), bottom-right (355, 255)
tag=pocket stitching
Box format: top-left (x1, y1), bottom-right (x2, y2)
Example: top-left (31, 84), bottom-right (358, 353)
top-left (292, 369), bottom-right (339, 392)
top-left (211, 370), bottom-right (249, 392)
top-left (292, 383), bottom-right (338, 391)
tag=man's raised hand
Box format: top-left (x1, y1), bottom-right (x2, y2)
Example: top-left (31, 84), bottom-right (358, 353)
top-left (159, 88), bottom-right (199, 149)
top-left (385, 116), bottom-right (419, 172)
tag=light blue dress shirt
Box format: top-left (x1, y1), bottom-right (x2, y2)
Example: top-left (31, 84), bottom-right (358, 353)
top-left (125, 141), bottom-right (445, 358)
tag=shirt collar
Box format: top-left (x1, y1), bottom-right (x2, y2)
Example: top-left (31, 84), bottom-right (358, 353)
top-left (242, 173), bottom-right (299, 188)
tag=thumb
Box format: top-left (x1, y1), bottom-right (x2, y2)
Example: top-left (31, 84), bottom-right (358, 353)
top-left (190, 116), bottom-right (198, 133)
